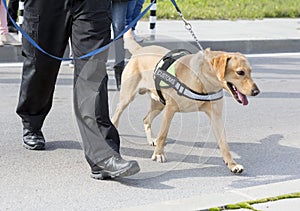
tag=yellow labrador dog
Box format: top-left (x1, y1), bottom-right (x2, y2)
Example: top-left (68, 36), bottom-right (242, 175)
top-left (112, 30), bottom-right (260, 174)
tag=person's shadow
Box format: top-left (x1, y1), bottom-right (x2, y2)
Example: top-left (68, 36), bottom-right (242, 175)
top-left (45, 140), bottom-right (82, 151)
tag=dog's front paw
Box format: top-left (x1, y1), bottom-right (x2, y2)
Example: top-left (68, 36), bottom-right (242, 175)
top-left (151, 152), bottom-right (167, 163)
top-left (230, 164), bottom-right (244, 174)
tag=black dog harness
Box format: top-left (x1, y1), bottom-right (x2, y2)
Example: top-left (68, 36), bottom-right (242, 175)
top-left (153, 49), bottom-right (223, 105)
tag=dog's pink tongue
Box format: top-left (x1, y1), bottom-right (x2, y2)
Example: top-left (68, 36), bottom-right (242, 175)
top-left (237, 91), bottom-right (248, 106)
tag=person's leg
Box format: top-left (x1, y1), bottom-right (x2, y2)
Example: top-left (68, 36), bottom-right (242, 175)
top-left (7, 0), bottom-right (19, 32)
top-left (0, 1), bottom-right (23, 45)
top-left (125, 0), bottom-right (144, 42)
top-left (125, 0), bottom-right (137, 26)
top-left (16, 0), bottom-right (71, 149)
top-left (111, 1), bottom-right (128, 90)
top-left (131, 0), bottom-right (145, 30)
top-left (0, 2), bottom-right (9, 35)
top-left (71, 0), bottom-right (139, 179)
top-left (112, 1), bottom-right (127, 67)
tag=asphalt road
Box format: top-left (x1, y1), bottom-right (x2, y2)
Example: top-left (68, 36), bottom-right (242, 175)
top-left (0, 53), bottom-right (300, 210)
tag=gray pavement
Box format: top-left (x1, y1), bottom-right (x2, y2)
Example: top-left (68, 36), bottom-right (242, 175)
top-left (0, 18), bottom-right (300, 210)
top-left (0, 18), bottom-right (299, 62)
top-left (138, 18), bottom-right (300, 54)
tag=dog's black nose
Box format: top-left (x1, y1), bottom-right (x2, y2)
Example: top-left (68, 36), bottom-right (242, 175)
top-left (251, 88), bottom-right (260, 96)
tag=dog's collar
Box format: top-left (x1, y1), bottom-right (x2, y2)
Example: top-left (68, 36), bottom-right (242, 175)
top-left (154, 49), bottom-right (223, 105)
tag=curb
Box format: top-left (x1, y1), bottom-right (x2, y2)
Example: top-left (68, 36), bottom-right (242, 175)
top-left (1, 38), bottom-right (299, 63)
top-left (147, 39), bottom-right (300, 54)
top-left (116, 179), bottom-right (300, 211)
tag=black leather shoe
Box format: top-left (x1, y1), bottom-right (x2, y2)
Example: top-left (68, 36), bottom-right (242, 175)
top-left (23, 129), bottom-right (45, 150)
top-left (91, 155), bottom-right (140, 180)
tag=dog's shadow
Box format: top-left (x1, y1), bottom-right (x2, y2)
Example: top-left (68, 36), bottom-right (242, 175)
top-left (44, 134), bottom-right (300, 190)
top-left (118, 133), bottom-right (300, 189)
top-left (229, 134), bottom-right (300, 188)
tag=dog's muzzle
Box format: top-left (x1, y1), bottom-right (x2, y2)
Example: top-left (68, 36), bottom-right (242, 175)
top-left (251, 84), bottom-right (260, 96)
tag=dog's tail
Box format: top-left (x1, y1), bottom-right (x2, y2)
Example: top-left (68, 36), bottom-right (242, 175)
top-left (124, 29), bottom-right (142, 55)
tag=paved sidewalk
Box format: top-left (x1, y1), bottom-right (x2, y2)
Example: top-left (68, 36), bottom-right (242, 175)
top-left (138, 18), bottom-right (300, 54)
top-left (0, 18), bottom-right (299, 62)
top-left (140, 19), bottom-right (300, 41)
top-left (118, 179), bottom-right (300, 210)
top-left (0, 19), bottom-right (300, 210)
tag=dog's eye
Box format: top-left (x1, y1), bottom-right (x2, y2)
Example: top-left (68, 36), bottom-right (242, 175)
top-left (236, 71), bottom-right (245, 76)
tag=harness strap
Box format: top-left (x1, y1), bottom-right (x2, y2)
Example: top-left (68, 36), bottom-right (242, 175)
top-left (174, 82), bottom-right (224, 101)
top-left (155, 79), bottom-right (166, 105)
top-left (154, 50), bottom-right (223, 105)
top-left (154, 49), bottom-right (190, 104)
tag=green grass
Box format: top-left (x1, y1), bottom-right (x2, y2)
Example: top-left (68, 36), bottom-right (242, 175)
top-left (143, 0), bottom-right (300, 19)
top-left (208, 192), bottom-right (300, 211)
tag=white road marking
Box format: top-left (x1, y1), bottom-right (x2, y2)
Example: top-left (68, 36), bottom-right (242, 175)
top-left (0, 62), bottom-right (23, 67)
top-left (0, 53), bottom-right (299, 68)
top-left (245, 52), bottom-right (300, 57)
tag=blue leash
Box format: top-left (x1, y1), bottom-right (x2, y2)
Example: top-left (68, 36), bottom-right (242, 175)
top-left (1, 0), bottom-right (156, 61)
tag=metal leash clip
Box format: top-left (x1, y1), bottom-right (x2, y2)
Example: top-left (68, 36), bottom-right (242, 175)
top-left (178, 12), bottom-right (204, 51)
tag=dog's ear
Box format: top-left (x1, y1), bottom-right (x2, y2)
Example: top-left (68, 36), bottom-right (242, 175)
top-left (211, 55), bottom-right (231, 80)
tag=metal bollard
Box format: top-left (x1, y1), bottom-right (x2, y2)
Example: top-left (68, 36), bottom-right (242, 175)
top-left (149, 0), bottom-right (156, 40)
top-left (18, 0), bottom-right (24, 42)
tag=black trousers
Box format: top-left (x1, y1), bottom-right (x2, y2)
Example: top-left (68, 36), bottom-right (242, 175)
top-left (16, 0), bottom-right (120, 169)
top-left (7, 0), bottom-right (19, 27)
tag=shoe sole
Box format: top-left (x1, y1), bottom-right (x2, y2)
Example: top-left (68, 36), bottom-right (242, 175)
top-left (23, 143), bottom-right (45, 150)
top-left (90, 163), bottom-right (140, 180)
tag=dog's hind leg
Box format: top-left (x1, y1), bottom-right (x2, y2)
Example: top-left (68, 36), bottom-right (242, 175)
top-left (143, 99), bottom-right (165, 146)
top-left (111, 73), bottom-right (141, 128)
top-left (204, 100), bottom-right (244, 174)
